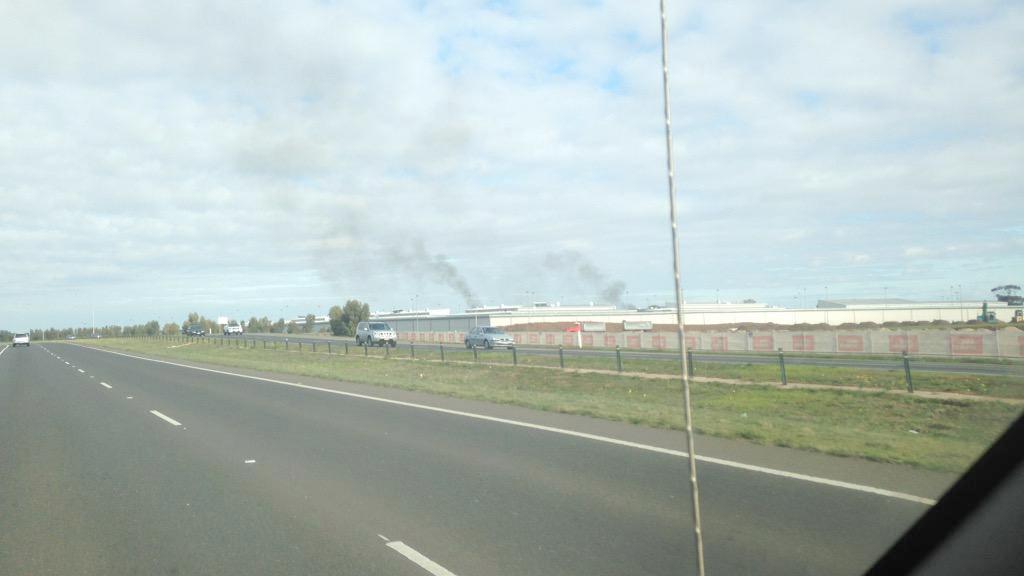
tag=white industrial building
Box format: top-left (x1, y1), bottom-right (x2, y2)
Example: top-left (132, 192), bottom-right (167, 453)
top-left (373, 299), bottom-right (1018, 332)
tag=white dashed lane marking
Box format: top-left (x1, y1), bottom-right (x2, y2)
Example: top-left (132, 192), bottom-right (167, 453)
top-left (149, 410), bottom-right (182, 427)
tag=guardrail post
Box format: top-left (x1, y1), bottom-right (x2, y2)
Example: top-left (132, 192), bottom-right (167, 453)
top-left (299, 342), bottom-right (302, 352)
top-left (559, 345), bottom-right (565, 369)
top-left (410, 344), bottom-right (415, 359)
top-left (385, 344), bottom-right (390, 358)
top-left (312, 342), bottom-right (316, 353)
top-left (512, 346), bottom-right (517, 366)
top-left (364, 343), bottom-right (368, 356)
top-left (440, 344), bottom-right (445, 362)
top-left (616, 345), bottom-right (623, 372)
top-left (778, 348), bottom-right (787, 386)
top-left (472, 346), bottom-right (478, 362)
top-left (285, 339), bottom-right (289, 351)
top-left (903, 351), bottom-right (914, 393)
top-left (327, 342), bottom-right (331, 354)
top-left (686, 348), bottom-right (694, 378)
top-left (344, 342), bottom-right (348, 355)
top-left (263, 340), bottom-right (267, 349)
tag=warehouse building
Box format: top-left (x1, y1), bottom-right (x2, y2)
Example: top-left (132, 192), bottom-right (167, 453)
top-left (373, 299), bottom-right (1018, 332)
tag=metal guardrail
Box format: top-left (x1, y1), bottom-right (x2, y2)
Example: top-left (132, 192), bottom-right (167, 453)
top-left (131, 333), bottom-right (1024, 389)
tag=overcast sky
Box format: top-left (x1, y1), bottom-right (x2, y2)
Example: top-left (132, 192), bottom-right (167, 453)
top-left (1, 0), bottom-right (1022, 330)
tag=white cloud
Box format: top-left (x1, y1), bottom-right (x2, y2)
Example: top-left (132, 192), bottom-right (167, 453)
top-left (0, 0), bottom-right (1021, 328)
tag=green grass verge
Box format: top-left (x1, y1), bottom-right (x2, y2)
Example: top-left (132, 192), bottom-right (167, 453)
top-left (79, 338), bottom-right (1021, 473)
top-left (379, 345), bottom-right (1023, 399)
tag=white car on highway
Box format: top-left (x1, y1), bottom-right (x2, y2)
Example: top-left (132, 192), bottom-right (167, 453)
top-left (223, 321), bottom-right (243, 336)
top-left (12, 333), bottom-right (30, 347)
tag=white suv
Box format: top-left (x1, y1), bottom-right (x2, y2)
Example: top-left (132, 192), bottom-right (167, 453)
top-left (355, 322), bottom-right (397, 347)
top-left (223, 322), bottom-right (243, 336)
top-left (12, 333), bottom-right (30, 347)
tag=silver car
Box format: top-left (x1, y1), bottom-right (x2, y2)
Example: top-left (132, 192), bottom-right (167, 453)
top-left (356, 321), bottom-right (397, 347)
top-left (464, 327), bottom-right (514, 349)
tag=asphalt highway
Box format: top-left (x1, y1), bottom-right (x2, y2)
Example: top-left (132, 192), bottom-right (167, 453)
top-left (239, 332), bottom-right (1023, 377)
top-left (2, 342), bottom-right (944, 575)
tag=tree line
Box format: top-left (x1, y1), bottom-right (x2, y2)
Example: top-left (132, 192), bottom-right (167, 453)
top-left (1, 299), bottom-right (371, 342)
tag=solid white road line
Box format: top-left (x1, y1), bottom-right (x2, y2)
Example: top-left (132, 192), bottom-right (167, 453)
top-left (101, 382), bottom-right (112, 389)
top-left (64, 361), bottom-right (70, 365)
top-left (78, 345), bottom-right (937, 505)
top-left (244, 459), bottom-right (256, 464)
top-left (378, 534), bottom-right (390, 542)
top-left (149, 410), bottom-right (182, 427)
top-left (77, 368), bottom-right (85, 373)
top-left (386, 541), bottom-right (459, 576)
top-left (0, 345), bottom-right (8, 357)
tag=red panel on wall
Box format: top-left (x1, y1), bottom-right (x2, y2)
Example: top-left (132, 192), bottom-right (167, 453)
top-left (711, 336), bottom-right (728, 351)
top-left (951, 334), bottom-right (983, 355)
top-left (792, 335), bottom-right (814, 351)
top-left (545, 334), bottom-right (555, 345)
top-left (604, 334), bottom-right (617, 347)
top-left (582, 334), bottom-right (594, 346)
top-left (888, 335), bottom-right (919, 353)
top-left (752, 335), bottom-right (773, 351)
top-left (685, 336), bottom-right (698, 350)
top-left (626, 335), bottom-right (641, 348)
top-left (652, 335), bottom-right (666, 349)
top-left (529, 333), bottom-right (539, 345)
top-left (838, 335), bottom-right (864, 352)
top-left (563, 334), bottom-right (574, 346)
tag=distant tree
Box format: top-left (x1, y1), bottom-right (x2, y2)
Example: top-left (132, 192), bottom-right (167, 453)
top-left (164, 322), bottom-right (180, 335)
top-left (328, 305), bottom-right (345, 336)
top-left (145, 320), bottom-right (160, 336)
top-left (338, 299), bottom-right (370, 336)
top-left (286, 320), bottom-right (300, 334)
top-left (247, 316), bottom-right (261, 332)
top-left (303, 314), bottom-right (316, 333)
top-left (272, 318), bottom-right (286, 333)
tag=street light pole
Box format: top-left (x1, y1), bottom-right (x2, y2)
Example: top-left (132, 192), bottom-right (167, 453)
top-left (959, 284), bottom-right (964, 322)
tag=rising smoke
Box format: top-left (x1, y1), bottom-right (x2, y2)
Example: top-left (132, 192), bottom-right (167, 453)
top-left (313, 211), bottom-right (480, 308)
top-left (543, 250), bottom-right (628, 305)
top-left (383, 241), bottom-right (480, 308)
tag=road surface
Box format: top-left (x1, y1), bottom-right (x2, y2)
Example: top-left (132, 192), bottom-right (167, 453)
top-left (1, 342), bottom-right (947, 575)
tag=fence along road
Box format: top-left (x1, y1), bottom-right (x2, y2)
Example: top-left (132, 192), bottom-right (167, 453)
top-left (232, 333), bottom-right (1024, 378)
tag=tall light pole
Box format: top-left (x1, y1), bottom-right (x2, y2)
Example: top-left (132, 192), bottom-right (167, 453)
top-left (882, 287), bottom-right (888, 323)
top-left (658, 1), bottom-right (705, 573)
top-left (959, 284), bottom-right (964, 322)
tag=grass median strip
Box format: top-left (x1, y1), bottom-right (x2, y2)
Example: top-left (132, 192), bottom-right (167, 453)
top-left (79, 338), bottom-right (1021, 473)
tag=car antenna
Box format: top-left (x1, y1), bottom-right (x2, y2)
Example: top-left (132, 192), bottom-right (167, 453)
top-left (659, 1), bottom-right (706, 573)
